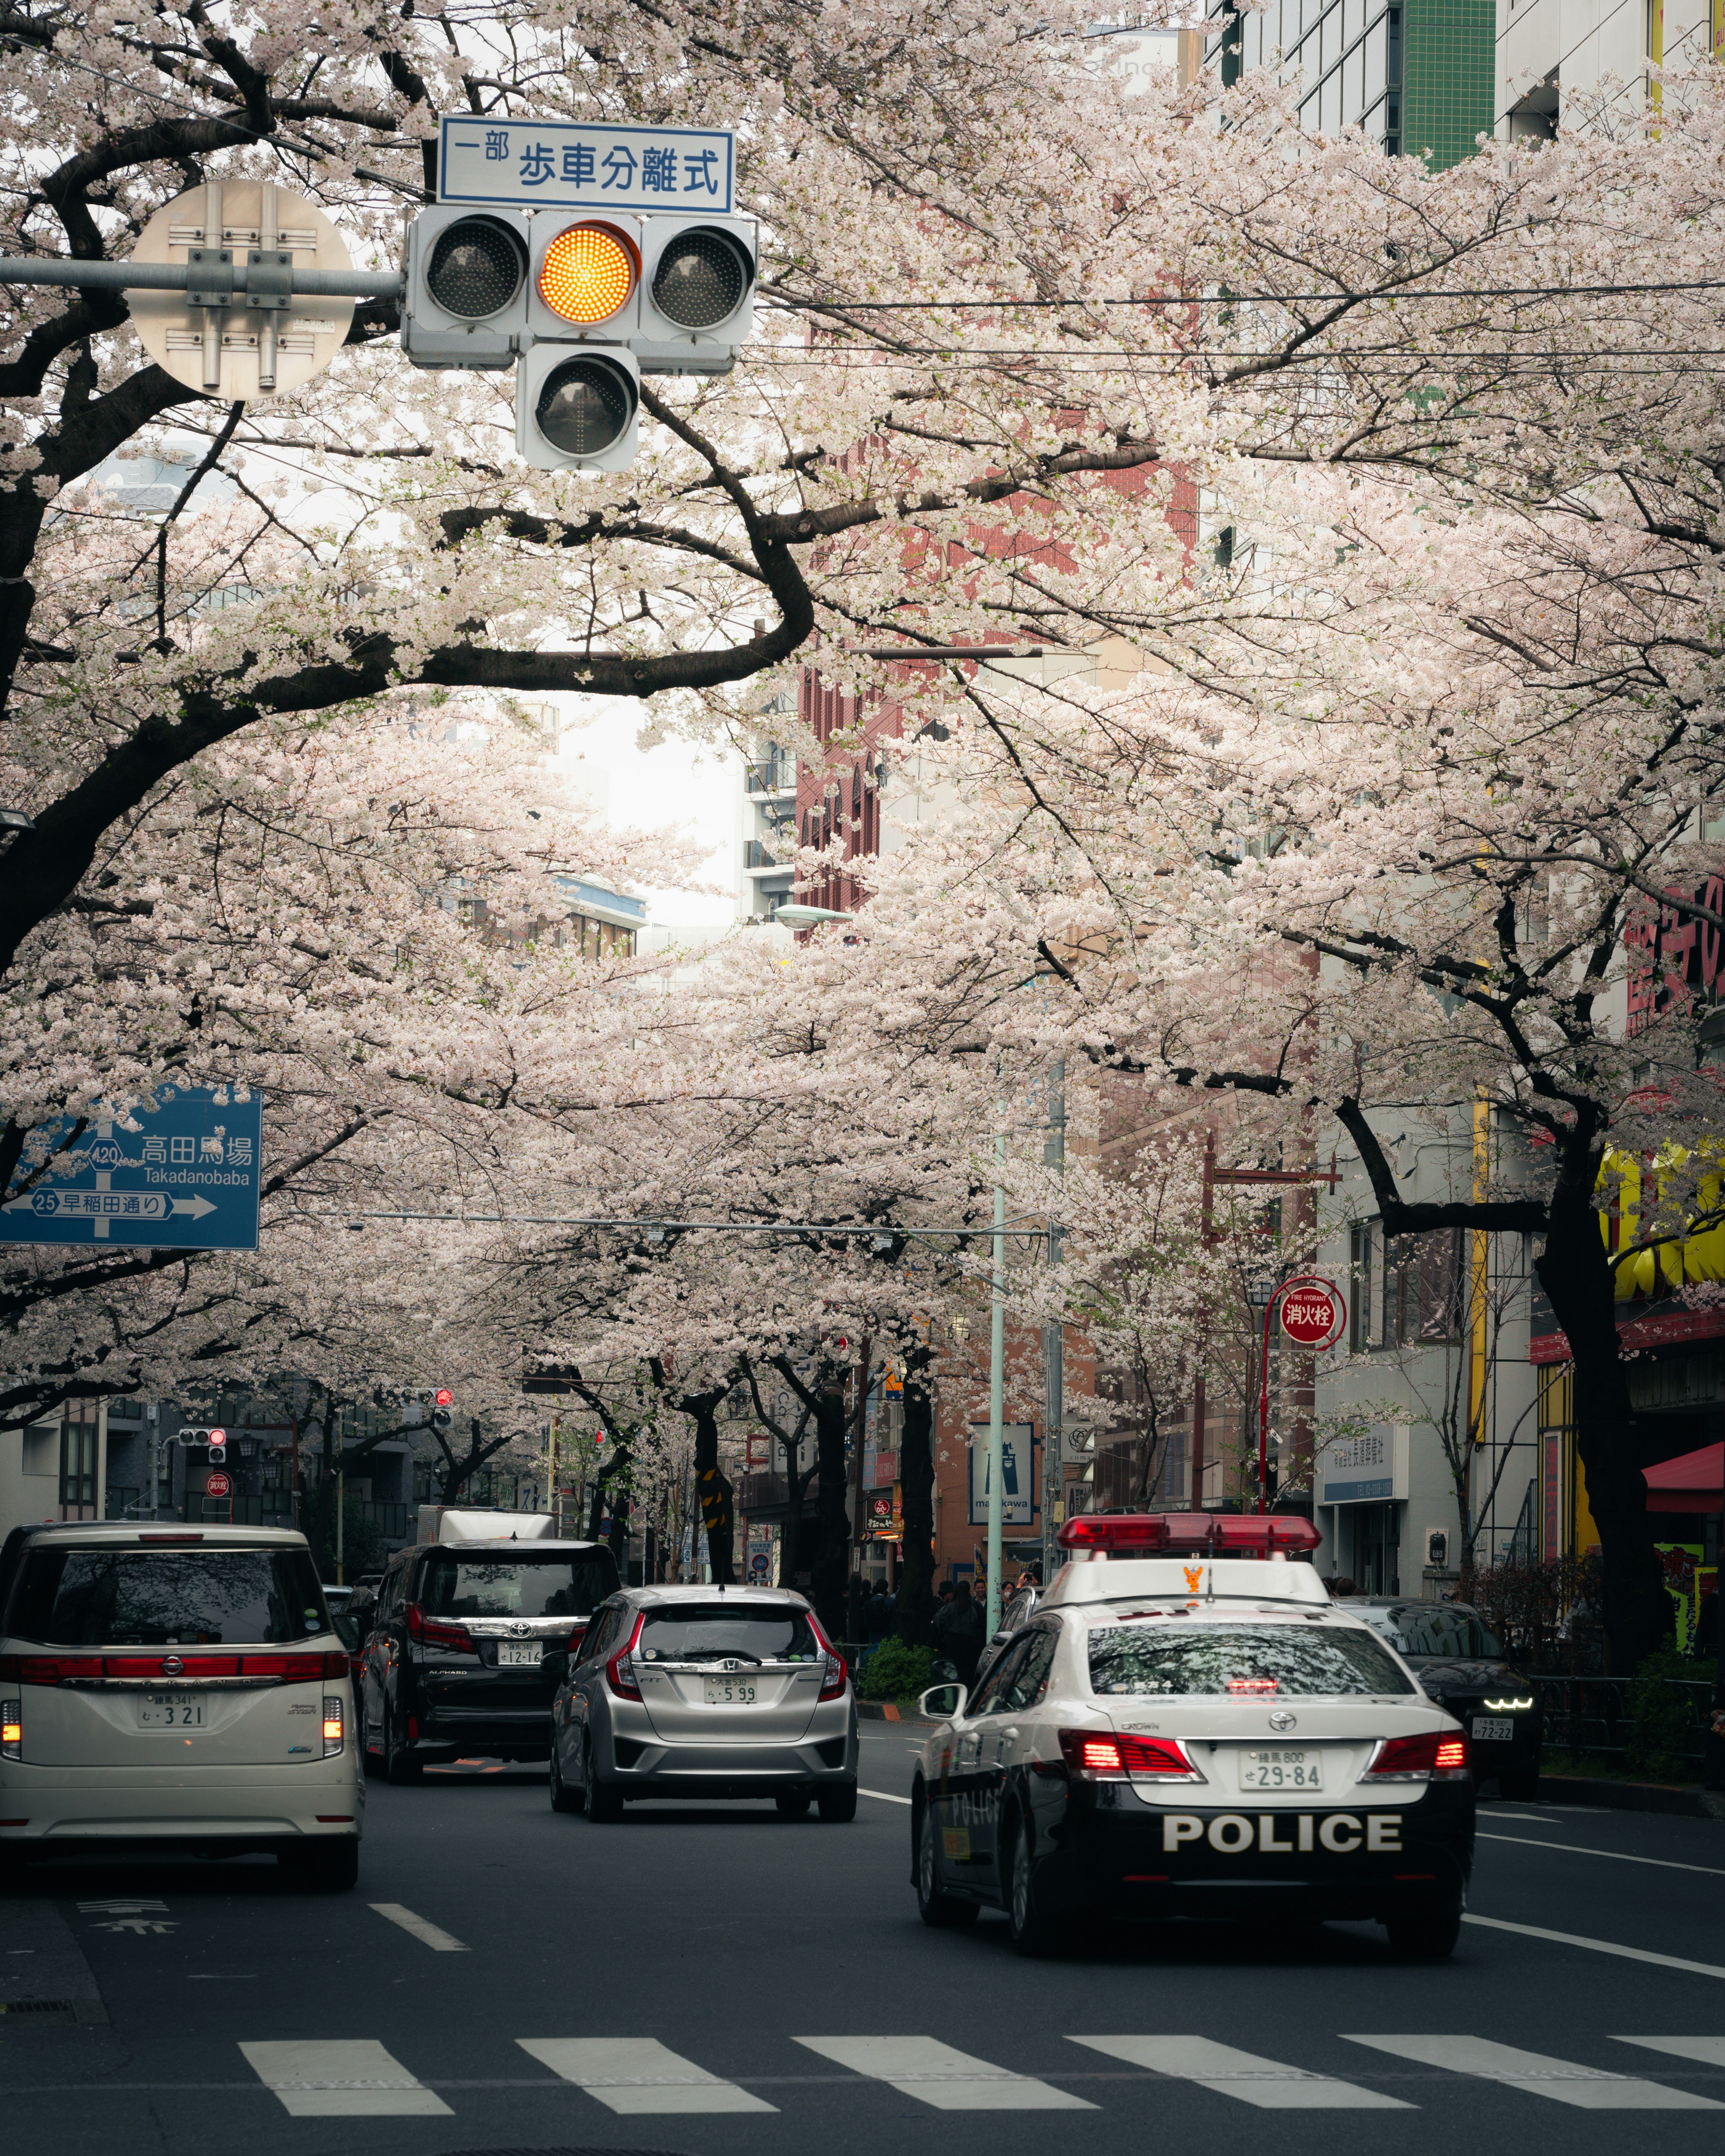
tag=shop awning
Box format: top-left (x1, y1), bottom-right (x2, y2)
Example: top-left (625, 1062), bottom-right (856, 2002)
top-left (1643, 1441), bottom-right (1725, 1513)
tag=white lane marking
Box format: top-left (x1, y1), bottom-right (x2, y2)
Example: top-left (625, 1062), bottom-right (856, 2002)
top-left (1477, 1811), bottom-right (1566, 1824)
top-left (75, 1900), bottom-right (166, 1916)
top-left (859, 1787), bottom-right (912, 1805)
top-left (1614, 2038), bottom-right (1725, 2068)
top-left (239, 2041), bottom-right (452, 2118)
top-left (1462, 1914), bottom-right (1725, 1979)
top-left (1068, 2035), bottom-right (1409, 2109)
top-left (796, 2035), bottom-right (1095, 2111)
top-left (1342, 2036), bottom-right (1722, 2109)
top-left (368, 1902), bottom-right (469, 1952)
top-left (518, 2038), bottom-right (776, 2114)
top-left (1477, 1833), bottom-right (1725, 1878)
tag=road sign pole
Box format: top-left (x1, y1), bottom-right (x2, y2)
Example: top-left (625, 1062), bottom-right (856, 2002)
top-left (986, 1114), bottom-right (1007, 1640)
top-left (1259, 1276), bottom-right (1346, 1514)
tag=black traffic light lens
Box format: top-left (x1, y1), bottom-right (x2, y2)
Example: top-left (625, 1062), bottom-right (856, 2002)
top-left (535, 356), bottom-right (635, 456)
top-left (427, 216), bottom-right (527, 319)
top-left (652, 229), bottom-right (749, 329)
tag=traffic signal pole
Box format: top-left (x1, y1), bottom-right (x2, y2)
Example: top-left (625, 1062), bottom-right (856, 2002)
top-left (0, 256), bottom-right (401, 299)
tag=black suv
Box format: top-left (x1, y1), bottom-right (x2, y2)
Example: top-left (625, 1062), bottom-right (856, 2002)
top-left (1342, 1597), bottom-right (1543, 1800)
top-left (361, 1536), bottom-right (619, 1782)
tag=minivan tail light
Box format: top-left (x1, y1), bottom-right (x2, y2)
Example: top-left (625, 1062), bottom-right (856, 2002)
top-left (565, 1624), bottom-right (588, 1654)
top-left (1, 1699), bottom-right (19, 1759)
top-left (606, 1613), bottom-right (646, 1701)
top-left (17, 1657), bottom-right (103, 1685)
top-left (1366, 1732), bottom-right (1470, 1781)
top-left (405, 1602), bottom-right (474, 1654)
top-left (322, 1695), bottom-right (345, 1756)
top-left (1057, 1729), bottom-right (1203, 1782)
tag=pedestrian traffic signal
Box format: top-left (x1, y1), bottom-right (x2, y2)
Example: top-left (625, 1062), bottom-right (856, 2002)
top-left (402, 206), bottom-right (529, 368)
top-left (516, 343), bottom-right (639, 472)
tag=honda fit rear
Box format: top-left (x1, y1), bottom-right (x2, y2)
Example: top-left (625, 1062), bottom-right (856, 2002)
top-left (0, 1522), bottom-right (361, 1886)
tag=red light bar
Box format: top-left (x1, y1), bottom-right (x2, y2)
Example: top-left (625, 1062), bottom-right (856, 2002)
top-left (1056, 1512), bottom-right (1322, 1557)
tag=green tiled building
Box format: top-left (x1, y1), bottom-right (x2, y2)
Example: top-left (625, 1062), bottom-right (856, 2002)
top-left (1207, 0), bottom-right (1496, 170)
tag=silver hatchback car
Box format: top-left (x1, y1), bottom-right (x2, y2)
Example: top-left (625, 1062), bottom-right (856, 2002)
top-left (548, 1584), bottom-right (858, 1821)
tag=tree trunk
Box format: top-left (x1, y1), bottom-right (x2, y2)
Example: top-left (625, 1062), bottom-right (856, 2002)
top-left (681, 1387), bottom-right (735, 1586)
top-left (1535, 1144), bottom-right (1669, 1673)
top-left (895, 1354), bottom-right (936, 1648)
top-left (811, 1380), bottom-right (851, 1639)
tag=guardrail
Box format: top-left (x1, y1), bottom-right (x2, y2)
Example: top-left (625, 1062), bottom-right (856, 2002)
top-left (1536, 1673), bottom-right (1713, 1777)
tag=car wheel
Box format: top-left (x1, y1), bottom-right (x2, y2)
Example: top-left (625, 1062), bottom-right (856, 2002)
top-left (1006, 1814), bottom-right (1059, 1957)
top-left (281, 1839), bottom-right (360, 1891)
top-left (775, 1793), bottom-right (813, 1817)
top-left (384, 1707), bottom-right (422, 1786)
top-left (549, 1742), bottom-right (579, 1814)
top-left (817, 1781), bottom-right (858, 1823)
top-left (1384, 1900), bottom-right (1462, 1960)
top-left (1497, 1769), bottom-right (1540, 1802)
top-left (915, 1803), bottom-right (979, 1929)
top-left (582, 1734), bottom-right (624, 1823)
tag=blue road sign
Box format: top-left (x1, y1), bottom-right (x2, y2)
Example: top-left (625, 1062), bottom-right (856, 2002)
top-left (0, 1086), bottom-right (262, 1251)
top-left (438, 115), bottom-right (734, 216)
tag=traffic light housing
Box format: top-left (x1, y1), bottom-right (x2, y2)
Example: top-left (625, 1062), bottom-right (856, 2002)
top-left (177, 1425), bottom-right (226, 1462)
top-left (635, 216), bottom-right (756, 374)
top-left (402, 205), bottom-right (529, 369)
top-left (516, 342), bottom-right (639, 472)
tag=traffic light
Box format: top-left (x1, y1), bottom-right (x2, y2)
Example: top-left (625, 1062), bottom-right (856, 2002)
top-left (634, 216), bottom-right (756, 374)
top-left (516, 342), bottom-right (639, 472)
top-left (402, 206), bottom-right (530, 368)
top-left (432, 1387), bottom-right (454, 1434)
top-left (177, 1425), bottom-right (226, 1460)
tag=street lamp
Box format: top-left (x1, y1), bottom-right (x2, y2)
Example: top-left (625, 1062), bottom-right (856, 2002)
top-left (774, 902), bottom-right (854, 928)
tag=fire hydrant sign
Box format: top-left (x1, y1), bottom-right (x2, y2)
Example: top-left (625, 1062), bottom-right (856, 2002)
top-left (0, 1085), bottom-right (262, 1251)
top-left (1278, 1277), bottom-right (1345, 1349)
top-left (438, 115), bottom-right (734, 215)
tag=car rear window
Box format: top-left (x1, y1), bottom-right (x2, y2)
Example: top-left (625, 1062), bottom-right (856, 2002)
top-left (420, 1550), bottom-right (619, 1620)
top-left (638, 1604), bottom-right (821, 1664)
top-left (1088, 1621), bottom-right (1414, 1697)
top-left (5, 1547), bottom-right (328, 1646)
top-left (1365, 1607), bottom-right (1502, 1659)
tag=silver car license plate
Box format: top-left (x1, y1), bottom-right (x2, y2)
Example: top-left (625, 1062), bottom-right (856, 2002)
top-left (1470, 1715), bottom-right (1515, 1742)
top-left (138, 1692), bottom-right (204, 1727)
top-left (1239, 1747), bottom-right (1321, 1789)
top-left (703, 1676), bottom-right (758, 1706)
top-left (495, 1642), bottom-right (542, 1667)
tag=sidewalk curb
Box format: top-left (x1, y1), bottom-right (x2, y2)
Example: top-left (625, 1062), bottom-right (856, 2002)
top-left (1537, 1773), bottom-right (1725, 1820)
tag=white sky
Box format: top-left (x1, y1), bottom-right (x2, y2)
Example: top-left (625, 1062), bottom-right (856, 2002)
top-left (557, 699), bottom-right (738, 927)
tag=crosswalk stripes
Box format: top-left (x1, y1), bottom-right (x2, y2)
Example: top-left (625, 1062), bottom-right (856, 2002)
top-left (238, 2040), bottom-right (453, 2118)
top-left (1341, 2036), bottom-right (1725, 2110)
top-left (1069, 2034), bottom-right (1412, 2108)
top-left (1614, 2037), bottom-right (1725, 2068)
top-left (518, 2037), bottom-right (777, 2114)
top-left (796, 2035), bottom-right (1096, 2110)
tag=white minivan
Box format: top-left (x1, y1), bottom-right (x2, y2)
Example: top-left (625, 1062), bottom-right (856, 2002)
top-left (0, 1521), bottom-right (362, 1886)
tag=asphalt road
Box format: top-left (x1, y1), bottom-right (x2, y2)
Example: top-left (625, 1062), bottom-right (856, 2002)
top-left (4, 1723), bottom-right (1725, 2156)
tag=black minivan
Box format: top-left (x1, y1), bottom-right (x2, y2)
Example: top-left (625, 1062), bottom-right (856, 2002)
top-left (361, 1535), bottom-right (619, 1781)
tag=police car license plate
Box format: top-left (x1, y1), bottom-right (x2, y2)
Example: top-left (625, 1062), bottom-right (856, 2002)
top-left (1239, 1747), bottom-right (1321, 1790)
top-left (138, 1693), bottom-right (204, 1727)
top-left (495, 1643), bottom-right (542, 1666)
top-left (703, 1677), bottom-right (758, 1705)
top-left (1470, 1715), bottom-right (1514, 1742)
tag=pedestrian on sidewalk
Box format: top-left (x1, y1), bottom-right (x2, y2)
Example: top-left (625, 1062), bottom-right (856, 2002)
top-left (932, 1576), bottom-right (985, 1688)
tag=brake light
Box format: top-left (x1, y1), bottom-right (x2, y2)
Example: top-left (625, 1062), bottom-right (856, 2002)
top-left (1057, 1511), bottom-right (1322, 1557)
top-left (1057, 1729), bottom-right (1203, 1781)
top-left (805, 1611), bottom-right (849, 1700)
top-left (17, 1657), bottom-right (102, 1685)
top-left (405, 1603), bottom-right (474, 1654)
top-left (1226, 1677), bottom-right (1278, 1695)
top-left (137, 1533), bottom-right (203, 1544)
top-left (606, 1612), bottom-right (646, 1701)
top-left (1366, 1732), bottom-right (1470, 1781)
top-left (565, 1625), bottom-right (588, 1654)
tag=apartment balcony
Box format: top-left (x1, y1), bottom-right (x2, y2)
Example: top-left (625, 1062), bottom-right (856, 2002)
top-left (743, 839), bottom-right (785, 873)
top-left (744, 757), bottom-right (796, 799)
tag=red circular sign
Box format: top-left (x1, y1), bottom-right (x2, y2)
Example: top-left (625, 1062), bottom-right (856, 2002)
top-left (205, 1470), bottom-right (232, 1498)
top-left (1278, 1278), bottom-right (1345, 1348)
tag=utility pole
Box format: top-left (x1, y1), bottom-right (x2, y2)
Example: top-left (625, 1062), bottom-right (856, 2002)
top-left (986, 1109), bottom-right (1008, 1640)
top-left (1040, 1060), bottom-right (1066, 1586)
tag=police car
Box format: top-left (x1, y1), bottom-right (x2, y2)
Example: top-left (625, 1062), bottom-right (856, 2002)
top-left (909, 1512), bottom-right (1474, 1959)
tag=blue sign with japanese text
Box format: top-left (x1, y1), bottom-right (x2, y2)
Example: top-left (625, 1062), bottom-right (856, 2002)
top-left (0, 1085), bottom-right (262, 1251)
top-left (438, 115), bottom-right (734, 215)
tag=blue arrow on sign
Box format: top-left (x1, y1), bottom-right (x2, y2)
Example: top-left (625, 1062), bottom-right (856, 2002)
top-left (0, 1086), bottom-right (262, 1251)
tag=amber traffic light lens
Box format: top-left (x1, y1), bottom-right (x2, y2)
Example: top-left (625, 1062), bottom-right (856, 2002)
top-left (538, 224), bottom-right (635, 324)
